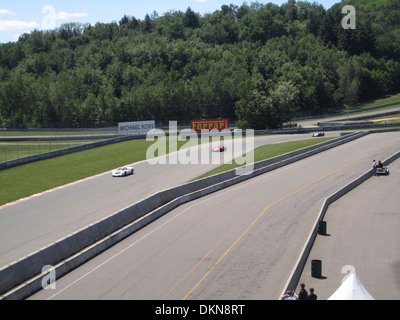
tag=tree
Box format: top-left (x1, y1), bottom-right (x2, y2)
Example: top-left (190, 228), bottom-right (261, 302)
top-left (183, 7), bottom-right (200, 28)
top-left (337, 57), bottom-right (362, 110)
top-left (266, 81), bottom-right (300, 128)
top-left (236, 89), bottom-right (268, 129)
top-left (143, 14), bottom-right (153, 33)
top-left (1, 1), bottom-right (400, 129)
top-left (318, 10), bottom-right (338, 46)
top-left (236, 81), bottom-right (299, 129)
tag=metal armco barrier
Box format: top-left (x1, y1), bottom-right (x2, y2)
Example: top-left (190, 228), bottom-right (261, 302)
top-left (0, 134), bottom-right (147, 171)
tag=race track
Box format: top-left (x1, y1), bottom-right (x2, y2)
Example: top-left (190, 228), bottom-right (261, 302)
top-left (0, 133), bottom-right (337, 268)
top-left (28, 131), bottom-right (400, 300)
top-left (298, 157), bottom-right (400, 300)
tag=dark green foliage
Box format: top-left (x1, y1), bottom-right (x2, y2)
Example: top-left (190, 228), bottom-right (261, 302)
top-left (0, 0), bottom-right (399, 129)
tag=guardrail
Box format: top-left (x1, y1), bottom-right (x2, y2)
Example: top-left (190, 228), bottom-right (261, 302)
top-left (0, 131), bottom-right (369, 299)
top-left (294, 101), bottom-right (400, 121)
top-left (0, 134), bottom-right (146, 171)
top-left (2, 125), bottom-right (399, 171)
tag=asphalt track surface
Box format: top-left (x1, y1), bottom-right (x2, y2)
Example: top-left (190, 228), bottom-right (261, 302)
top-left (0, 133), bottom-right (338, 268)
top-left (298, 157), bottom-right (400, 300)
top-left (299, 106), bottom-right (400, 127)
top-left (28, 131), bottom-right (400, 300)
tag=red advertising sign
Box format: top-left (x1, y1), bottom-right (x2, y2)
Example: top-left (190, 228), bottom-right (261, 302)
top-left (190, 119), bottom-right (229, 132)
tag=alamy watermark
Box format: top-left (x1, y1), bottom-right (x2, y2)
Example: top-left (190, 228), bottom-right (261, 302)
top-left (341, 265), bottom-right (356, 283)
top-left (41, 5), bottom-right (57, 30)
top-left (342, 5), bottom-right (356, 30)
top-left (40, 5), bottom-right (88, 30)
top-left (41, 265), bottom-right (56, 290)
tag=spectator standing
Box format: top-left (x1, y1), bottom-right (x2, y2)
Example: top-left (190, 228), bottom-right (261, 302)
top-left (298, 283), bottom-right (308, 300)
top-left (281, 291), bottom-right (298, 300)
top-left (306, 288), bottom-right (317, 300)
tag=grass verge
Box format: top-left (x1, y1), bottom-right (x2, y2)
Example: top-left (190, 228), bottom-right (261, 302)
top-left (0, 135), bottom-right (238, 206)
top-left (0, 137), bottom-right (185, 206)
top-left (349, 93), bottom-right (400, 111)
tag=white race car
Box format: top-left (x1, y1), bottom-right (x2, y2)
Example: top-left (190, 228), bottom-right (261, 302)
top-left (112, 166), bottom-right (134, 177)
top-left (376, 166), bottom-right (389, 175)
top-left (312, 132), bottom-right (325, 137)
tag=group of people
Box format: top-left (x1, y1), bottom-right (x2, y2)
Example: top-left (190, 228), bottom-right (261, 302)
top-left (281, 283), bottom-right (317, 300)
top-left (372, 160), bottom-right (384, 176)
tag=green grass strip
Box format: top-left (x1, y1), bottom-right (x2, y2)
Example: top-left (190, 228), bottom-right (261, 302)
top-left (0, 137), bottom-right (179, 206)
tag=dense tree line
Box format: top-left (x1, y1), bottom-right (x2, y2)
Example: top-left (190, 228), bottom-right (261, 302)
top-left (0, 0), bottom-right (400, 129)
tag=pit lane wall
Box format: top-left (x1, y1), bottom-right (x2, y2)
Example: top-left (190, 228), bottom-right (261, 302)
top-left (282, 146), bottom-right (400, 297)
top-left (0, 131), bottom-right (369, 299)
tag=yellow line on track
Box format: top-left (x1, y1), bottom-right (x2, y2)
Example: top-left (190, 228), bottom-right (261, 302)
top-left (182, 138), bottom-right (400, 300)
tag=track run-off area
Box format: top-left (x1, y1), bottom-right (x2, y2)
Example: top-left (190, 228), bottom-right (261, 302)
top-left (21, 131), bottom-right (400, 300)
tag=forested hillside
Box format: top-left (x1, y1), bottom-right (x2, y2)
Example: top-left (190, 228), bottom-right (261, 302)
top-left (1, 0), bottom-right (400, 129)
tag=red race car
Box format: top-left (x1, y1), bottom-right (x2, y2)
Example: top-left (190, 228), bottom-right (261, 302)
top-left (211, 146), bottom-right (226, 152)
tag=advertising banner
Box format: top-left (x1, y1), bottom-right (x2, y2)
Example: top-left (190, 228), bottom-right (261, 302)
top-left (118, 120), bottom-right (155, 135)
top-left (190, 119), bottom-right (229, 132)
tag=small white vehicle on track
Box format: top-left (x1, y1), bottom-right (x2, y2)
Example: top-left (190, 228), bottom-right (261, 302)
top-left (312, 132), bottom-right (325, 137)
top-left (112, 166), bottom-right (134, 177)
top-left (376, 165), bottom-right (389, 175)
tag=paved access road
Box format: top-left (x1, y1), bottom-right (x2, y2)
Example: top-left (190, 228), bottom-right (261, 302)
top-left (298, 158), bottom-right (400, 300)
top-left (29, 132), bottom-right (400, 300)
top-left (0, 133), bottom-right (337, 268)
